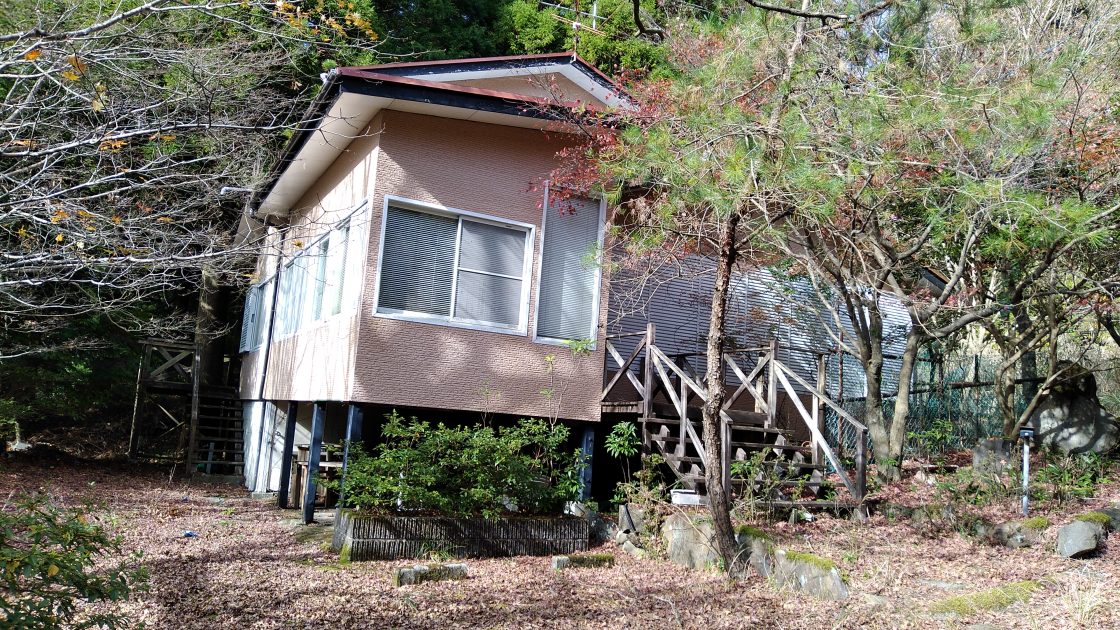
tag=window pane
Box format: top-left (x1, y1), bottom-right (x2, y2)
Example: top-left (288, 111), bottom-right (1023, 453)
top-left (328, 222), bottom-right (349, 317)
top-left (454, 270), bottom-right (522, 327)
top-left (311, 238), bottom-right (329, 321)
top-left (536, 196), bottom-right (601, 340)
top-left (378, 206), bottom-right (457, 316)
top-left (458, 219), bottom-right (525, 277)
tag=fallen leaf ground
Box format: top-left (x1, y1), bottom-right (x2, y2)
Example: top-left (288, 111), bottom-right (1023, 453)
top-left (2, 454), bottom-right (1117, 629)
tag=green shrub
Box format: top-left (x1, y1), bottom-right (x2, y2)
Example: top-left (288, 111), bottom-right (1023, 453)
top-left (334, 412), bottom-right (584, 519)
top-left (1, 494), bottom-right (147, 629)
top-left (1035, 452), bottom-right (1112, 504)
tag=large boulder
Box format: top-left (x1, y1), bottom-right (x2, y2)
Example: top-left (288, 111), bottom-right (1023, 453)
top-left (661, 512), bottom-right (720, 570)
top-left (1056, 520), bottom-right (1104, 559)
top-left (770, 549), bottom-right (850, 601)
top-left (1029, 362), bottom-right (1120, 454)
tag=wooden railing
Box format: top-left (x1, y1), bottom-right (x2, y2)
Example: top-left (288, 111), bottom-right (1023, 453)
top-left (602, 325), bottom-right (868, 504)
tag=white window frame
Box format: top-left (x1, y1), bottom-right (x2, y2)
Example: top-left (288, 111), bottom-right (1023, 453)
top-left (532, 186), bottom-right (607, 347)
top-left (372, 195), bottom-right (536, 336)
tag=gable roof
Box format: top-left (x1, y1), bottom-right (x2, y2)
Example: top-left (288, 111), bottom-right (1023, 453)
top-left (253, 53), bottom-right (622, 217)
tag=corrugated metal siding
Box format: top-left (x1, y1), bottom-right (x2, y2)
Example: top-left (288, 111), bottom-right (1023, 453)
top-left (606, 256), bottom-right (909, 398)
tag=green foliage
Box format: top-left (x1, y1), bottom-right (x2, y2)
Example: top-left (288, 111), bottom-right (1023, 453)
top-left (1034, 452), bottom-right (1113, 505)
top-left (907, 417), bottom-right (955, 460)
top-left (1021, 516), bottom-right (1050, 531)
top-left (498, 0), bottom-right (668, 74)
top-left (334, 412), bottom-right (583, 519)
top-left (604, 421), bottom-right (639, 459)
top-left (0, 494), bottom-right (147, 629)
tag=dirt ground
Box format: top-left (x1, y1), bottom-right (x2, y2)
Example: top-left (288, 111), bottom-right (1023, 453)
top-left (2, 453), bottom-right (1117, 629)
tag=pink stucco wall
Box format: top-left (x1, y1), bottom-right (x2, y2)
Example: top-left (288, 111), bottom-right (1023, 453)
top-left (244, 108), bottom-right (608, 422)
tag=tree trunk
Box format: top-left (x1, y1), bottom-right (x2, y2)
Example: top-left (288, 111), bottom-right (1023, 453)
top-left (702, 211), bottom-right (740, 574)
top-left (195, 265), bottom-right (230, 387)
top-left (884, 331), bottom-right (921, 481)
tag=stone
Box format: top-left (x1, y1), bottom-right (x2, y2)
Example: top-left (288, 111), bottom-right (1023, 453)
top-left (620, 540), bottom-right (646, 559)
top-left (1095, 506), bottom-right (1120, 532)
top-left (662, 512), bottom-right (720, 570)
top-left (972, 438), bottom-right (1014, 477)
top-left (910, 503), bottom-right (955, 536)
top-left (566, 501), bottom-right (616, 544)
top-left (615, 529), bottom-right (633, 546)
top-left (862, 594), bottom-right (891, 608)
top-left (1056, 521), bottom-right (1104, 558)
top-left (747, 538), bottom-right (775, 578)
top-left (551, 553), bottom-right (615, 570)
top-left (1029, 362), bottom-right (1120, 455)
top-left (393, 562), bottom-right (468, 587)
top-left (618, 504), bottom-right (645, 535)
top-left (991, 519), bottom-right (1046, 549)
top-left (771, 549), bottom-right (850, 601)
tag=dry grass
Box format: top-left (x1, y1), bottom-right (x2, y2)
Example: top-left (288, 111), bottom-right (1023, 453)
top-left (1, 454), bottom-right (1117, 629)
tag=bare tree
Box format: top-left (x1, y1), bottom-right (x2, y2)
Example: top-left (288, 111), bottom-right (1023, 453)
top-left (0, 0), bottom-right (380, 353)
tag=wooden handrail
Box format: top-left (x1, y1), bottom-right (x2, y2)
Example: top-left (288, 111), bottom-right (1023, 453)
top-left (605, 331), bottom-right (649, 339)
top-left (767, 358), bottom-right (869, 433)
top-left (601, 338), bottom-right (646, 401)
top-left (772, 362), bottom-right (860, 500)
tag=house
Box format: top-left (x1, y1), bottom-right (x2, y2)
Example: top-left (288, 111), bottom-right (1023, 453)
top-left (236, 53), bottom-right (621, 516)
top-left (233, 53), bottom-right (906, 518)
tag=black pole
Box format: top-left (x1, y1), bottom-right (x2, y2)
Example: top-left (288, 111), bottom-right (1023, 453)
top-left (337, 403), bottom-right (364, 514)
top-left (303, 402), bottom-right (326, 524)
top-left (276, 401), bottom-right (299, 509)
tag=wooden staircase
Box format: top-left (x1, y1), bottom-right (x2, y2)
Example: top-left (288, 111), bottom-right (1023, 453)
top-left (602, 326), bottom-right (868, 512)
top-left (191, 389), bottom-right (244, 476)
top-left (129, 340), bottom-right (243, 477)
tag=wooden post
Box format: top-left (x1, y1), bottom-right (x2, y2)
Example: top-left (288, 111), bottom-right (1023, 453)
top-left (277, 401), bottom-right (299, 509)
top-left (127, 348), bottom-right (148, 458)
top-left (641, 323), bottom-right (655, 451)
top-left (767, 339), bottom-right (778, 430)
top-left (579, 426), bottom-right (594, 501)
top-left (721, 416), bottom-right (732, 500)
top-left (336, 403), bottom-right (364, 515)
top-left (854, 427), bottom-right (867, 502)
top-left (813, 353), bottom-right (826, 467)
top-left (303, 402), bottom-right (326, 524)
top-left (186, 342), bottom-right (202, 473)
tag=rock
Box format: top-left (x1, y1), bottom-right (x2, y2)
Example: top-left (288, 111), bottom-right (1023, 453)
top-left (771, 549), bottom-right (850, 601)
top-left (566, 501), bottom-right (616, 544)
top-left (862, 593), bottom-right (891, 608)
top-left (910, 503), bottom-right (955, 536)
top-left (620, 540), bottom-right (646, 559)
top-left (972, 438), bottom-right (1014, 477)
top-left (1098, 507), bottom-right (1120, 532)
top-left (618, 503), bottom-right (645, 535)
top-left (1029, 362), bottom-right (1120, 454)
top-left (393, 562), bottom-right (468, 587)
top-left (913, 468), bottom-right (937, 486)
top-left (1056, 521), bottom-right (1104, 558)
top-left (991, 518), bottom-right (1047, 549)
top-left (747, 538), bottom-right (774, 578)
top-left (662, 512), bottom-right (720, 570)
top-left (551, 552), bottom-right (614, 570)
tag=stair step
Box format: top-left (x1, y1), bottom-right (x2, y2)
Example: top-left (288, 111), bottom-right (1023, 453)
top-left (765, 500), bottom-right (858, 510)
top-left (734, 442), bottom-right (812, 453)
top-left (644, 420), bottom-right (786, 436)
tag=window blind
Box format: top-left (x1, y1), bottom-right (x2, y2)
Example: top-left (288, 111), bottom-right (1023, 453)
top-left (536, 195), bottom-right (601, 341)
